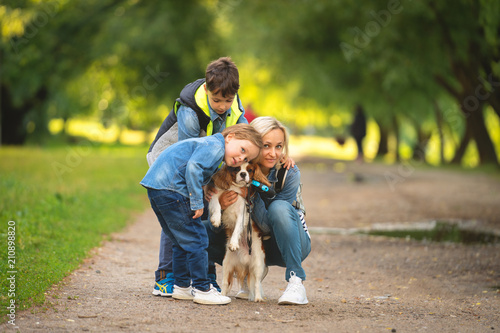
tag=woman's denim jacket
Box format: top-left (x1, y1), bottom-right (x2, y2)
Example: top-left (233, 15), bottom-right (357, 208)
top-left (251, 164), bottom-right (305, 234)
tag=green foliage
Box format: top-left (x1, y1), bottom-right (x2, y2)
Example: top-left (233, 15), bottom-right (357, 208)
top-left (0, 145), bottom-right (149, 321)
top-left (1, 0), bottom-right (498, 164)
top-left (222, 0), bottom-right (499, 164)
top-left (0, 0), bottom-right (221, 143)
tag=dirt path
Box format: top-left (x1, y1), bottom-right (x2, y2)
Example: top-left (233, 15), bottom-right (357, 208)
top-left (3, 159), bottom-right (500, 332)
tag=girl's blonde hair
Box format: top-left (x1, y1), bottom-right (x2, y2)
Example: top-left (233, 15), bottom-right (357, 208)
top-left (250, 117), bottom-right (290, 167)
top-left (221, 123), bottom-right (263, 151)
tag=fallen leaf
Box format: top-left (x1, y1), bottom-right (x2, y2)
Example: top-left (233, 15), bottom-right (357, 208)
top-left (78, 315), bottom-right (98, 319)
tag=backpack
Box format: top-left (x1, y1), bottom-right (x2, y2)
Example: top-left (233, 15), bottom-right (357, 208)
top-left (274, 165), bottom-right (305, 213)
top-left (275, 166), bottom-right (288, 193)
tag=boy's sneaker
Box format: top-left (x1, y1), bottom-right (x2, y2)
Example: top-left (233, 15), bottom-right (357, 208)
top-left (208, 273), bottom-right (221, 292)
top-left (172, 285), bottom-right (194, 300)
top-left (278, 272), bottom-right (308, 305)
top-left (193, 285), bottom-right (231, 305)
top-left (152, 273), bottom-right (174, 297)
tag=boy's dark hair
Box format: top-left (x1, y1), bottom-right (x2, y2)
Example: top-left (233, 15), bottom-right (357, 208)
top-left (205, 57), bottom-right (240, 97)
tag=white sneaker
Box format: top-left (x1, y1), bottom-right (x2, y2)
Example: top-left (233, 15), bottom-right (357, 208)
top-left (235, 289), bottom-right (249, 299)
top-left (193, 285), bottom-right (231, 305)
top-left (172, 285), bottom-right (194, 300)
top-left (278, 272), bottom-right (308, 305)
top-left (235, 278), bottom-right (249, 299)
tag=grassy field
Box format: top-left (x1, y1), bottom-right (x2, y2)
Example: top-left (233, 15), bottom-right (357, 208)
top-left (0, 144), bottom-right (150, 322)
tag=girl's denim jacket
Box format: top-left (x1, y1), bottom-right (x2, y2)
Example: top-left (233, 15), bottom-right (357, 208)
top-left (141, 134), bottom-right (225, 211)
top-left (251, 164), bottom-right (305, 234)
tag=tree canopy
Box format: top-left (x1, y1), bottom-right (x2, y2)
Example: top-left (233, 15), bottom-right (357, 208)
top-left (1, 0), bottom-right (499, 165)
top-left (1, 0), bottom-right (219, 143)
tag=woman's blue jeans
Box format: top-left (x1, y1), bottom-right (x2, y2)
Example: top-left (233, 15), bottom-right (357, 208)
top-left (147, 188), bottom-right (210, 291)
top-left (206, 200), bottom-right (311, 281)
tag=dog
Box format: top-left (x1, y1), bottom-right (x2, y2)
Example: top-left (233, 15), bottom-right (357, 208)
top-left (209, 161), bottom-right (270, 302)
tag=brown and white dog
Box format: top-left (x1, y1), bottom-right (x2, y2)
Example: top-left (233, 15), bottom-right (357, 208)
top-left (209, 161), bottom-right (270, 302)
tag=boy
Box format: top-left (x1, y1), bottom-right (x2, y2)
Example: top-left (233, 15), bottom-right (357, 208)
top-left (148, 57), bottom-right (248, 296)
top-left (141, 124), bottom-right (263, 305)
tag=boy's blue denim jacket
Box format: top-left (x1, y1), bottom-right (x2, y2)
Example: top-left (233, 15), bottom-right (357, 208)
top-left (141, 134), bottom-right (225, 211)
top-left (251, 165), bottom-right (302, 234)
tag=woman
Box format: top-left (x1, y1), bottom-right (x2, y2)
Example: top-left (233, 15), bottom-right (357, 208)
top-left (206, 116), bottom-right (311, 305)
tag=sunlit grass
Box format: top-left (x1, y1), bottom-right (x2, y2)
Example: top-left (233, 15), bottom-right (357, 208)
top-left (0, 145), bottom-right (149, 322)
top-left (49, 118), bottom-right (148, 145)
top-left (49, 111), bottom-right (500, 168)
top-left (291, 135), bottom-right (356, 160)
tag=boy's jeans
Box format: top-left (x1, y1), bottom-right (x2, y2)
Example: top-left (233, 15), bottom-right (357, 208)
top-left (147, 188), bottom-right (210, 291)
top-left (156, 201), bottom-right (213, 282)
top-left (156, 231), bottom-right (173, 281)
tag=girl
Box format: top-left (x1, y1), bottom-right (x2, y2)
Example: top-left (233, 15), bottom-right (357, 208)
top-left (142, 124), bottom-right (262, 305)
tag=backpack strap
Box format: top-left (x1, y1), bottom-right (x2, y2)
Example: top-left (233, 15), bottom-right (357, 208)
top-left (274, 165), bottom-right (288, 194)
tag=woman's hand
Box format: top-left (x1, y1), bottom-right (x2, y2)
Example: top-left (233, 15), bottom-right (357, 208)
top-left (204, 184), bottom-right (217, 202)
top-left (281, 156), bottom-right (296, 169)
top-left (219, 191), bottom-right (237, 210)
top-left (219, 188), bottom-right (248, 210)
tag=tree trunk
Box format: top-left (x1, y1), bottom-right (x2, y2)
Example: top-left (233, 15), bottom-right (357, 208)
top-left (478, 71), bottom-right (500, 120)
top-left (62, 116), bottom-right (69, 137)
top-left (486, 91), bottom-right (500, 120)
top-left (450, 125), bottom-right (470, 165)
top-left (1, 85), bottom-right (28, 145)
top-left (377, 122), bottom-right (389, 158)
top-left (467, 105), bottom-right (498, 165)
top-left (433, 100), bottom-right (445, 164)
top-left (392, 115), bottom-right (400, 162)
top-left (412, 127), bottom-right (430, 164)
top-left (451, 103), bottom-right (499, 165)
top-left (436, 71), bottom-right (499, 165)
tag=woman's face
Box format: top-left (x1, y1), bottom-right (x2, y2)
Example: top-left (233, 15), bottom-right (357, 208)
top-left (259, 128), bottom-right (285, 172)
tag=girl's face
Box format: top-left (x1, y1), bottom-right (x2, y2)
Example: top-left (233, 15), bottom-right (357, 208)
top-left (224, 134), bottom-right (260, 167)
top-left (259, 128), bottom-right (285, 173)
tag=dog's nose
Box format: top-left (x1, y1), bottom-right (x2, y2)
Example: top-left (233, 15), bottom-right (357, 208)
top-left (240, 172), bottom-right (247, 178)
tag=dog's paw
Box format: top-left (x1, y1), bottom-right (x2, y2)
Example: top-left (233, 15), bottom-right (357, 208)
top-left (210, 215), bottom-right (221, 227)
top-left (253, 296), bottom-right (264, 303)
top-left (228, 242), bottom-right (239, 252)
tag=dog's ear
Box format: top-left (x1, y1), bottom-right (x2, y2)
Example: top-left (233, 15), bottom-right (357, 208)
top-left (252, 163), bottom-right (271, 187)
top-left (212, 166), bottom-right (233, 190)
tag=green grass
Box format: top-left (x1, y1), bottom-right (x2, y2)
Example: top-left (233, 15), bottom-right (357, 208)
top-left (0, 144), bottom-right (150, 322)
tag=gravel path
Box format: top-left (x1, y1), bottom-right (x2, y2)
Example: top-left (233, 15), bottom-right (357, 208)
top-left (3, 159), bottom-right (499, 332)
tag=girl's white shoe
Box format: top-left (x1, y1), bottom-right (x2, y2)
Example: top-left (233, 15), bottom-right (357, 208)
top-left (193, 285), bottom-right (231, 305)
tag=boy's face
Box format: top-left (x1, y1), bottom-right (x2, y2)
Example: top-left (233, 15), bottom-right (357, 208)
top-left (205, 85), bottom-right (235, 115)
top-left (224, 134), bottom-right (260, 167)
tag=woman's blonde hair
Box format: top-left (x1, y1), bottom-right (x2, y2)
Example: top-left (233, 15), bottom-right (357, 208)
top-left (250, 117), bottom-right (290, 167)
